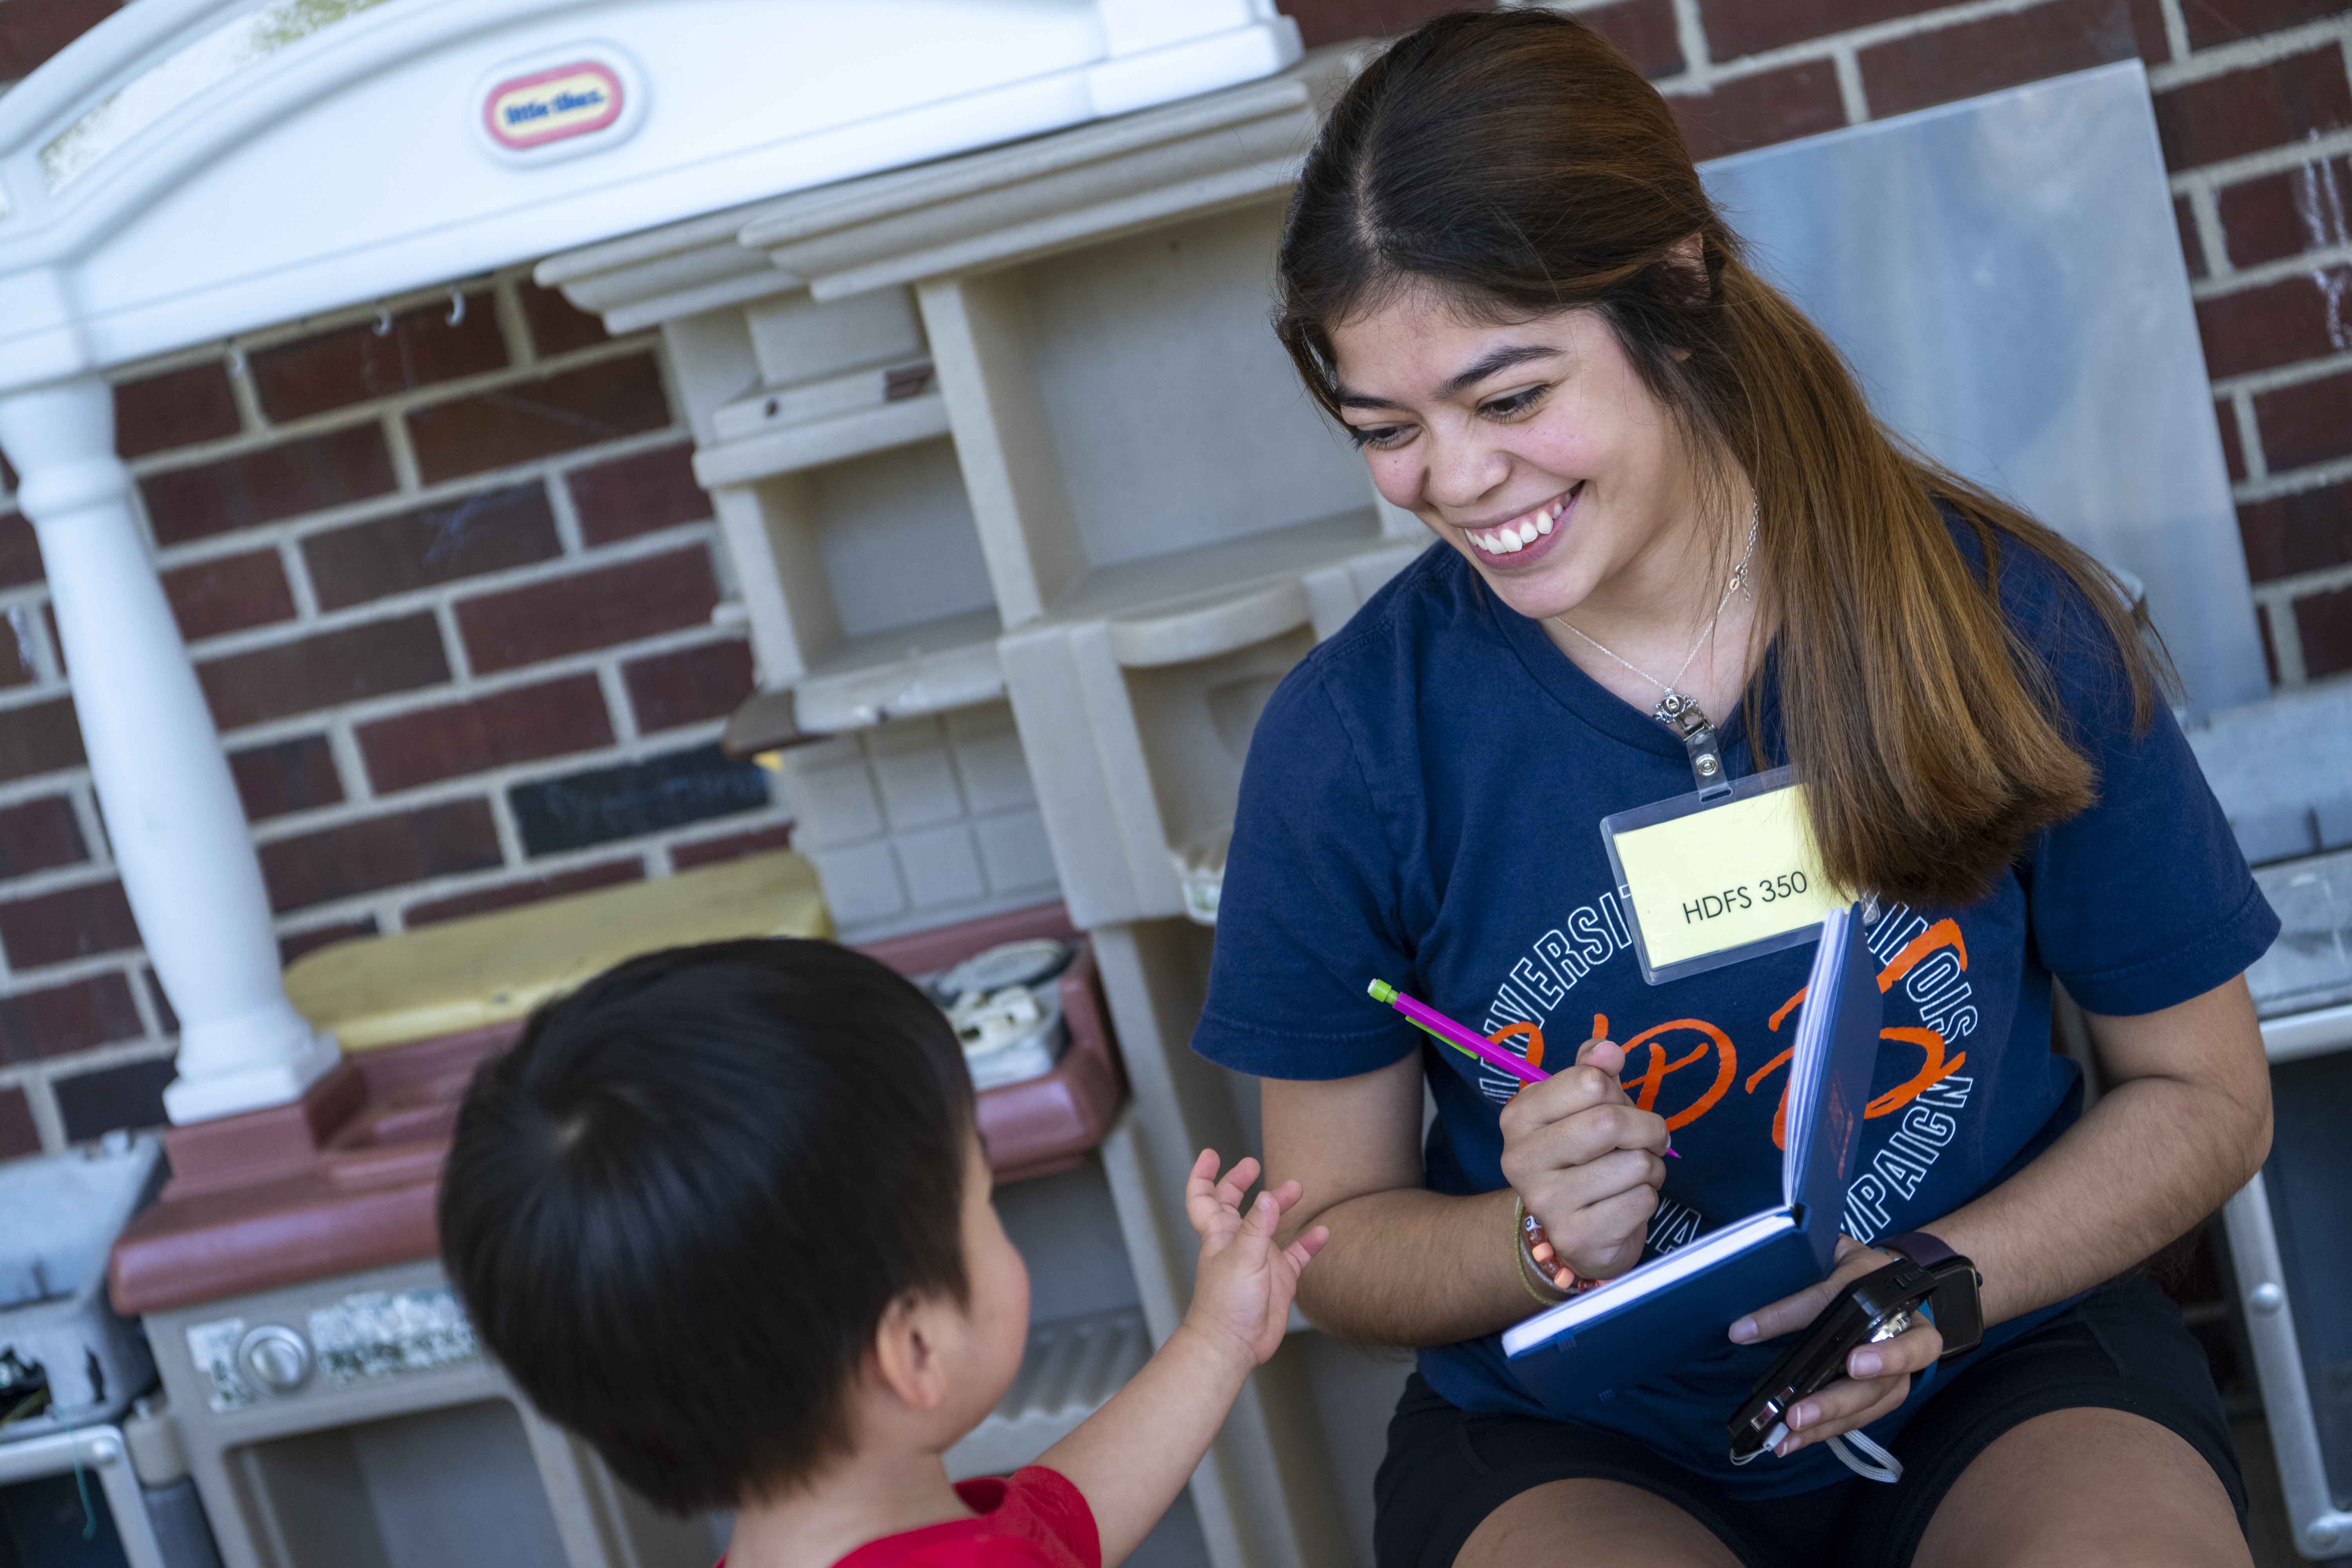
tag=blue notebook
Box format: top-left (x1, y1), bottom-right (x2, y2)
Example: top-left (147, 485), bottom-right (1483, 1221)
top-left (1500, 902), bottom-right (1883, 1411)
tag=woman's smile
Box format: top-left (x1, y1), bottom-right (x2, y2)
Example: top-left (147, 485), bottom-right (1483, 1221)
top-left (1457, 482), bottom-right (1582, 568)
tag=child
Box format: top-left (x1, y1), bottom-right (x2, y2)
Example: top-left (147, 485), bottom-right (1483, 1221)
top-left (439, 937), bottom-right (1324, 1568)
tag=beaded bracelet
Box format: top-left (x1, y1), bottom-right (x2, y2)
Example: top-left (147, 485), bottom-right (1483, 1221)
top-left (1515, 1196), bottom-right (1611, 1299)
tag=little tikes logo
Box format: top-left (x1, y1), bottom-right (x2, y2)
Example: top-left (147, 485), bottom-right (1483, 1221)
top-left (484, 62), bottom-right (623, 151)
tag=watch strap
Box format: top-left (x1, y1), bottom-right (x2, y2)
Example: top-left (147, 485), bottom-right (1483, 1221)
top-left (1878, 1230), bottom-right (1958, 1270)
top-left (1878, 1231), bottom-right (1983, 1359)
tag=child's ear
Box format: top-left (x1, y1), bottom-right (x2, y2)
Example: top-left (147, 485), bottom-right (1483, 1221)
top-left (870, 1292), bottom-right (953, 1412)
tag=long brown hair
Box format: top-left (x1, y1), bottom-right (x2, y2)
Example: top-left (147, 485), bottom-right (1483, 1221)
top-left (1275, 10), bottom-right (2163, 906)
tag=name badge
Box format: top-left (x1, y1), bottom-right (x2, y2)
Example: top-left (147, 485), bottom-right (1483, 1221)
top-left (1601, 766), bottom-right (1844, 984)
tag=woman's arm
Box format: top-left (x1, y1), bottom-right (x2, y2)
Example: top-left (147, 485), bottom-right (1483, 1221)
top-left (1264, 1046), bottom-right (1670, 1346)
top-left (1920, 970), bottom-right (2270, 1324)
top-left (1735, 971), bottom-right (2271, 1456)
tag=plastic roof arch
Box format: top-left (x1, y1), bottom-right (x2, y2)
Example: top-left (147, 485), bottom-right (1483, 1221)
top-left (0, 0), bottom-right (1301, 394)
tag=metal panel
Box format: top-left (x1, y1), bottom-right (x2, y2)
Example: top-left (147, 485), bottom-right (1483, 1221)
top-left (1702, 61), bottom-right (2267, 713)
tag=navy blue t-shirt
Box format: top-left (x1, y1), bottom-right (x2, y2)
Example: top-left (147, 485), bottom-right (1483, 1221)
top-left (1192, 534), bottom-right (2277, 1497)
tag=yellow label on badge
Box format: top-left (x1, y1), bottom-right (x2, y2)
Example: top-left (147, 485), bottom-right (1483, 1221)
top-left (1610, 785), bottom-right (1842, 970)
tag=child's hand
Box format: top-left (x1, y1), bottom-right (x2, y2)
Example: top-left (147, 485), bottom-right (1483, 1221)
top-left (1177, 1150), bottom-right (1327, 1368)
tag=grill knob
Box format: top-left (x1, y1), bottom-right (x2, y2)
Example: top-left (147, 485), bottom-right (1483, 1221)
top-left (238, 1326), bottom-right (312, 1393)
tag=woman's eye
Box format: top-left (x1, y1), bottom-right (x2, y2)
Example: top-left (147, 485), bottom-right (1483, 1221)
top-left (1481, 385), bottom-right (1549, 420)
top-left (1347, 424), bottom-right (1413, 451)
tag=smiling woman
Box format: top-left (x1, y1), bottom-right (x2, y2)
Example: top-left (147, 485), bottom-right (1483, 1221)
top-left (1195, 12), bottom-right (2278, 1568)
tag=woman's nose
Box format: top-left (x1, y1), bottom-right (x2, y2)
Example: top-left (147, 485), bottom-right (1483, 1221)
top-left (1422, 432), bottom-right (1510, 512)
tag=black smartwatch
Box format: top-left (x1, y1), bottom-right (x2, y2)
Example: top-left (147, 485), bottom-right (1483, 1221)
top-left (1877, 1230), bottom-right (1984, 1358)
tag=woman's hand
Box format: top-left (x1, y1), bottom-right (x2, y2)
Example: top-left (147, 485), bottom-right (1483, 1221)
top-left (1728, 1236), bottom-right (1944, 1457)
top-left (1497, 1036), bottom-right (1670, 1280)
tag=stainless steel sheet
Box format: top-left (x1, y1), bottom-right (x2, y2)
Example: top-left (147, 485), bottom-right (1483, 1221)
top-left (1702, 61), bottom-right (2266, 711)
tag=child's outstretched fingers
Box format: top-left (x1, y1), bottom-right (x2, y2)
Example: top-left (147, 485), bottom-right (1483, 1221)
top-left (1185, 1149), bottom-right (1233, 1241)
top-left (1213, 1155), bottom-right (1262, 1215)
top-left (1283, 1225), bottom-right (1328, 1275)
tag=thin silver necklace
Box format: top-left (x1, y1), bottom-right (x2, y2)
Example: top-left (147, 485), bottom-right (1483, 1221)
top-left (1550, 506), bottom-right (1759, 729)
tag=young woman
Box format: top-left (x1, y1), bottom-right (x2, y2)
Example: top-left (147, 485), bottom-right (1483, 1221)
top-left (1191, 13), bottom-right (2277, 1568)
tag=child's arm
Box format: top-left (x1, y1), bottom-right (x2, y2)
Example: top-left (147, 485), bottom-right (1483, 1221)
top-left (1036, 1150), bottom-right (1326, 1568)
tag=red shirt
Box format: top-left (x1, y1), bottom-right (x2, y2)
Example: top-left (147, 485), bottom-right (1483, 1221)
top-left (723, 1468), bottom-right (1100, 1568)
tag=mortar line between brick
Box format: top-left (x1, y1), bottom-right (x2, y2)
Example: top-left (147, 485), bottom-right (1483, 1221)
top-left (435, 599), bottom-right (472, 685)
top-left (2143, 17), bottom-right (2352, 91)
top-left (2227, 388), bottom-right (2267, 485)
top-left (2184, 182), bottom-right (2232, 285)
top-left (493, 270), bottom-right (535, 371)
top-left (543, 466), bottom-right (586, 556)
top-left (279, 535), bottom-right (321, 621)
top-left (15, 1073), bottom-right (67, 1155)
top-left (2189, 241), bottom-right (2352, 298)
top-left (124, 958), bottom-right (165, 1039)
top-left (1833, 48), bottom-right (1869, 125)
top-left (1669, 0), bottom-right (1711, 83)
top-left (2210, 347), bottom-right (2352, 397)
top-left (2255, 561), bottom-right (2352, 604)
top-left (2155, 0), bottom-right (2187, 65)
top-left (485, 780), bottom-right (526, 871)
top-left (65, 782), bottom-right (109, 877)
top-left (224, 341), bottom-right (268, 437)
top-left (39, 1036), bottom-right (185, 1085)
top-left (325, 715), bottom-right (373, 808)
top-left (383, 407), bottom-right (423, 494)
top-left (598, 659), bottom-right (640, 745)
top-left (2236, 451), bottom-right (2352, 503)
top-left (0, 947), bottom-right (167, 996)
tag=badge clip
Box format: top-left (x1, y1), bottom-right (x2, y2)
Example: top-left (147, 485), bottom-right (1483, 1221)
top-left (1654, 695), bottom-right (1733, 803)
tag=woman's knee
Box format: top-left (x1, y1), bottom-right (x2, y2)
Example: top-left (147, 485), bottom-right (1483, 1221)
top-left (1913, 1408), bottom-right (2249, 1568)
top-left (1453, 1478), bottom-right (1741, 1568)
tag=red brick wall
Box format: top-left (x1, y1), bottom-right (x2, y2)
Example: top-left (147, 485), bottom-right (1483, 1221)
top-left (0, 2), bottom-right (2343, 1156)
top-left (0, 271), bottom-right (788, 1156)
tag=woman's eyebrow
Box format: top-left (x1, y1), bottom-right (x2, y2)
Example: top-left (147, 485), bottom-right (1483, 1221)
top-left (1437, 343), bottom-right (1558, 397)
top-left (1334, 343), bottom-right (1562, 412)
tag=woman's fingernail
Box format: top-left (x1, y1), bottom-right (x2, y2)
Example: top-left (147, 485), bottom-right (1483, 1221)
top-left (1729, 1318), bottom-right (1757, 1343)
top-left (1774, 1439), bottom-right (1792, 1459)
top-left (1851, 1350), bottom-right (1882, 1377)
top-left (1789, 1404), bottom-right (1812, 1430)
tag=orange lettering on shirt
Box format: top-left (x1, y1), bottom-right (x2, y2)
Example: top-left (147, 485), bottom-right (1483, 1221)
top-left (1491, 1020), bottom-right (1544, 1072)
top-left (1619, 1018), bottom-right (1737, 1131)
top-left (1864, 1026), bottom-right (1967, 1118)
top-left (1878, 919), bottom-right (1967, 992)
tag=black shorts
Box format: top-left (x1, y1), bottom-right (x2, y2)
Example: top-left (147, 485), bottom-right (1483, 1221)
top-left (1373, 1273), bottom-right (2247, 1568)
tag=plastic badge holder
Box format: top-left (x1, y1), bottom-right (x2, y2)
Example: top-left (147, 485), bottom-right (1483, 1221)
top-left (1600, 765), bottom-right (1837, 985)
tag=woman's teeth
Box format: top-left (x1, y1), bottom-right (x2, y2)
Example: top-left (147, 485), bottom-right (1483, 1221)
top-left (1467, 494), bottom-right (1570, 555)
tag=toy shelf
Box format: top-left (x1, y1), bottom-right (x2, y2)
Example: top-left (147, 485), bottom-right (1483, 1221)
top-left (918, 202), bottom-right (1423, 633)
top-left (693, 384), bottom-right (949, 489)
top-left (791, 604), bottom-right (1007, 735)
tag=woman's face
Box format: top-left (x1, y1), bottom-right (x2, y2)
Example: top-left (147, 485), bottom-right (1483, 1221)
top-left (1326, 290), bottom-right (1701, 625)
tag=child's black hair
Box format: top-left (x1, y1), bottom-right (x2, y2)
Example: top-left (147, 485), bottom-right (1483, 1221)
top-left (437, 938), bottom-right (975, 1514)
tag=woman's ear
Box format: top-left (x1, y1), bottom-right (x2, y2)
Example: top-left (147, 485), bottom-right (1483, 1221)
top-left (1658, 231), bottom-right (1711, 308)
top-left (869, 1292), bottom-right (953, 1412)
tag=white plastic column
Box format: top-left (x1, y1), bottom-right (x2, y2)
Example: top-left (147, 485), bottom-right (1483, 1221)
top-left (0, 378), bottom-right (338, 1123)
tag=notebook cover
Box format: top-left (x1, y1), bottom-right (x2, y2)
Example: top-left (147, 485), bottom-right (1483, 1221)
top-left (1504, 1223), bottom-right (1822, 1411)
top-left (1501, 905), bottom-right (1882, 1411)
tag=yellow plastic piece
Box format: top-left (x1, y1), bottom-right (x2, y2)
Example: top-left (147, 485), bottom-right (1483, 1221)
top-left (283, 851), bottom-right (832, 1051)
